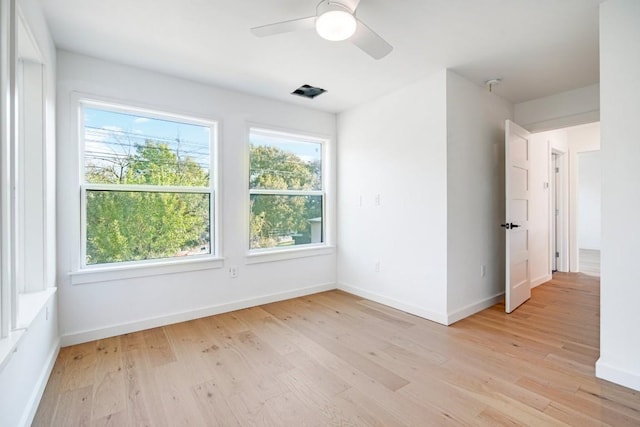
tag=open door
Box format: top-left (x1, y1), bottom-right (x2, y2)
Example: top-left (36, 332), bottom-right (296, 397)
top-left (503, 120), bottom-right (531, 313)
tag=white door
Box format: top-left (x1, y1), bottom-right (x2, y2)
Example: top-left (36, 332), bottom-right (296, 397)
top-left (504, 120), bottom-right (531, 313)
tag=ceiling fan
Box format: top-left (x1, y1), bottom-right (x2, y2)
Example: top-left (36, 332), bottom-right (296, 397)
top-left (250, 0), bottom-right (393, 60)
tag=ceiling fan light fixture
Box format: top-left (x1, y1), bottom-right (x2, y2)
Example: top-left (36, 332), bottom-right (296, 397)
top-left (315, 9), bottom-right (356, 41)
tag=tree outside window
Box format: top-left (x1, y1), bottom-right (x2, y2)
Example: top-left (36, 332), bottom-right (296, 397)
top-left (249, 128), bottom-right (325, 250)
top-left (81, 103), bottom-right (216, 266)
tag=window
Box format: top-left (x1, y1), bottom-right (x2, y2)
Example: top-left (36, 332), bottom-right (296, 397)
top-left (81, 102), bottom-right (217, 267)
top-left (249, 128), bottom-right (325, 251)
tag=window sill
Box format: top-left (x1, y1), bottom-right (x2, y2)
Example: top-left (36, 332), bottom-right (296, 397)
top-left (70, 256), bottom-right (225, 285)
top-left (245, 245), bottom-right (335, 265)
top-left (17, 287), bottom-right (57, 329)
top-left (1, 287), bottom-right (56, 372)
top-left (0, 329), bottom-right (25, 372)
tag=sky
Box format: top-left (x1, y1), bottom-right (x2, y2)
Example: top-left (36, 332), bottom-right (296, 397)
top-left (83, 105), bottom-right (324, 176)
top-left (250, 129), bottom-right (323, 164)
top-left (83, 106), bottom-right (211, 172)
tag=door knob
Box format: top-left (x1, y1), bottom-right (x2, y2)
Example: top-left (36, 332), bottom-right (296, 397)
top-left (500, 223), bottom-right (521, 229)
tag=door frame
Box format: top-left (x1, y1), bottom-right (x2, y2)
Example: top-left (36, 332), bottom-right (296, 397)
top-left (550, 147), bottom-right (569, 273)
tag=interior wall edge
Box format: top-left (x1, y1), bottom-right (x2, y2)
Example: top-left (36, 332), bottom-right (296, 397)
top-left (531, 274), bottom-right (553, 289)
top-left (19, 338), bottom-right (60, 427)
top-left (596, 358), bottom-right (640, 392)
top-left (445, 292), bottom-right (504, 326)
top-left (337, 282), bottom-right (448, 326)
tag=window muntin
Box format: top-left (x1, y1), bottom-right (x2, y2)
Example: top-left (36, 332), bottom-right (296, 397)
top-left (249, 128), bottom-right (325, 251)
top-left (81, 102), bottom-right (216, 267)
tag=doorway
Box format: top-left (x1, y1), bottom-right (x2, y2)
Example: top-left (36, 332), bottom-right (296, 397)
top-left (551, 152), bottom-right (559, 272)
top-left (577, 150), bottom-right (601, 276)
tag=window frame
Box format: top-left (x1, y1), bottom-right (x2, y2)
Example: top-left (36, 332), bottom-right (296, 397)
top-left (77, 98), bottom-right (221, 274)
top-left (247, 126), bottom-right (329, 257)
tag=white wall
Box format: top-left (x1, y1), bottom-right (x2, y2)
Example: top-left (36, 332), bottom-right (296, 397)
top-left (597, 0), bottom-right (640, 392)
top-left (0, 0), bottom-right (59, 425)
top-left (56, 51), bottom-right (337, 345)
top-left (567, 122), bottom-right (601, 269)
top-left (528, 132), bottom-right (552, 285)
top-left (445, 71), bottom-right (512, 322)
top-left (577, 151), bottom-right (601, 250)
top-left (0, 293), bottom-right (58, 427)
top-left (337, 70), bottom-right (449, 323)
top-left (337, 70), bottom-right (514, 325)
top-left (514, 100), bottom-right (602, 275)
top-left (514, 84), bottom-right (600, 132)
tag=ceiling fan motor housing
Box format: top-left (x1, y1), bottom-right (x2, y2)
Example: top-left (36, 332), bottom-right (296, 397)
top-left (317, 1), bottom-right (355, 16)
top-left (315, 1), bottom-right (357, 41)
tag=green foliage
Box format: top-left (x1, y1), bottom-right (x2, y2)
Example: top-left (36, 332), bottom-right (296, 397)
top-left (249, 145), bottom-right (322, 249)
top-left (85, 141), bottom-right (210, 265)
top-left (250, 145), bottom-right (320, 190)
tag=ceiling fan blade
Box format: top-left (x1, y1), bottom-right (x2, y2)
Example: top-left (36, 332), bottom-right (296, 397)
top-left (351, 19), bottom-right (393, 59)
top-left (341, 0), bottom-right (361, 12)
top-left (251, 16), bottom-right (316, 37)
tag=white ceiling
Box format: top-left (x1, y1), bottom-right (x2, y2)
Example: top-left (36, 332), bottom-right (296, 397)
top-left (39, 0), bottom-right (603, 113)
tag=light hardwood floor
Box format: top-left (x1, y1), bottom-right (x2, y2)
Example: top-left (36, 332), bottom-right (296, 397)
top-left (33, 273), bottom-right (640, 426)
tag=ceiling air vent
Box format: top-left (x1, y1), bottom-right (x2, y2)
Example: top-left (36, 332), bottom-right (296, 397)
top-left (291, 84), bottom-right (327, 99)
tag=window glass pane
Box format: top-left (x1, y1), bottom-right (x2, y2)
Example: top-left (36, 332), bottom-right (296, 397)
top-left (250, 194), bottom-right (323, 249)
top-left (83, 107), bottom-right (210, 186)
top-left (249, 131), bottom-right (322, 191)
top-left (86, 190), bottom-right (210, 265)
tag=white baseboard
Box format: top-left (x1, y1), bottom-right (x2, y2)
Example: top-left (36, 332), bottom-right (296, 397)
top-left (596, 358), bottom-right (640, 392)
top-left (531, 274), bottom-right (553, 289)
top-left (21, 338), bottom-right (60, 427)
top-left (337, 282), bottom-right (448, 325)
top-left (446, 292), bottom-right (504, 325)
top-left (60, 282), bottom-right (336, 346)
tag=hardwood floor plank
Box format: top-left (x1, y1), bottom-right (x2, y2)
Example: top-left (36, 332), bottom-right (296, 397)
top-left (141, 327), bottom-right (176, 367)
top-left (91, 410), bottom-right (129, 427)
top-left (33, 273), bottom-right (640, 426)
top-left (32, 349), bottom-right (67, 426)
top-left (122, 349), bottom-right (168, 427)
top-left (60, 342), bottom-right (98, 393)
top-left (91, 337), bottom-right (126, 421)
top-left (191, 380), bottom-right (242, 427)
top-left (51, 385), bottom-right (93, 426)
top-left (262, 300), bottom-right (410, 392)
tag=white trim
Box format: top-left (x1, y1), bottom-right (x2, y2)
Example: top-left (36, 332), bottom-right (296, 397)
top-left (70, 256), bottom-right (224, 285)
top-left (596, 358), bottom-right (640, 392)
top-left (19, 338), bottom-right (59, 427)
top-left (337, 281), bottom-right (448, 325)
top-left (552, 147), bottom-right (569, 272)
top-left (247, 124), bottom-right (331, 253)
top-left (446, 292), bottom-right (505, 325)
top-left (1, 287), bottom-right (56, 370)
top-left (16, 287), bottom-right (56, 329)
top-left (531, 273), bottom-right (552, 289)
top-left (245, 245), bottom-right (334, 264)
top-left (74, 94), bottom-right (220, 272)
top-left (0, 328), bottom-right (24, 372)
top-left (521, 110), bottom-right (600, 133)
top-left (0, 0), bottom-right (14, 338)
top-left (60, 282), bottom-right (336, 346)
top-left (83, 183), bottom-right (211, 193)
top-left (249, 188), bottom-right (323, 197)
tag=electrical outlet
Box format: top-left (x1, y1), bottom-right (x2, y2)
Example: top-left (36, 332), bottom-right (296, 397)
top-left (229, 266), bottom-right (238, 278)
top-left (480, 265), bottom-right (486, 277)
top-left (374, 194), bottom-right (381, 206)
top-left (375, 261), bottom-right (381, 273)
